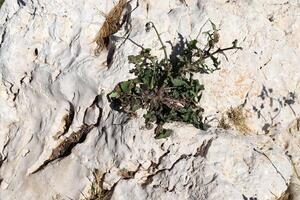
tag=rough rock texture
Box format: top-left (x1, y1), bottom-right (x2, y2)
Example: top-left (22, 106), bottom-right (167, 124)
top-left (0, 0), bottom-right (299, 199)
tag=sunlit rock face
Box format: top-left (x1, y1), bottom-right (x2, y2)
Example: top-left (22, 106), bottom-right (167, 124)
top-left (0, 0), bottom-right (299, 199)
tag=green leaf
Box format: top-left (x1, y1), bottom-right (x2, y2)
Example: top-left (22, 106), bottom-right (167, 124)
top-left (128, 55), bottom-right (143, 64)
top-left (210, 20), bottom-right (217, 31)
top-left (155, 128), bottom-right (172, 139)
top-left (141, 69), bottom-right (154, 89)
top-left (188, 40), bottom-right (198, 49)
top-left (108, 92), bottom-right (119, 99)
top-left (171, 78), bottom-right (187, 87)
top-left (193, 82), bottom-right (204, 93)
top-left (120, 81), bottom-right (131, 93)
top-left (144, 111), bottom-right (157, 123)
top-left (172, 90), bottom-right (180, 98)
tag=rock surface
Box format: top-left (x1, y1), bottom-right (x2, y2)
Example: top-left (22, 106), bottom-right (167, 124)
top-left (0, 0), bottom-right (299, 199)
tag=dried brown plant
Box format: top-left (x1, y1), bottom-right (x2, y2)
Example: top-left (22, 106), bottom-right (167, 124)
top-left (94, 0), bottom-right (129, 55)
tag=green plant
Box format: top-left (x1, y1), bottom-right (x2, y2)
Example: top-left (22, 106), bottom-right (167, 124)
top-left (0, 0), bottom-right (4, 8)
top-left (108, 21), bottom-right (241, 139)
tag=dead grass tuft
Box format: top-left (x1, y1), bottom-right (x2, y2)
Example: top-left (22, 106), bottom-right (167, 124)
top-left (218, 106), bottom-right (250, 133)
top-left (226, 106), bottom-right (250, 133)
top-left (288, 117), bottom-right (300, 134)
top-left (218, 117), bottom-right (231, 130)
top-left (87, 170), bottom-right (114, 200)
top-left (94, 0), bottom-right (129, 55)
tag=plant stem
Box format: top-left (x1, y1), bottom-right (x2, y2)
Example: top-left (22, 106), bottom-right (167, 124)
top-left (119, 34), bottom-right (144, 50)
top-left (204, 46), bottom-right (241, 59)
top-left (147, 22), bottom-right (168, 60)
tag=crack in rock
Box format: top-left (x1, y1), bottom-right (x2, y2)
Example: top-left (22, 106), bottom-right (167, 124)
top-left (254, 148), bottom-right (289, 186)
top-left (53, 102), bottom-right (75, 140)
top-left (28, 96), bottom-right (102, 175)
top-left (142, 153), bottom-right (193, 188)
top-left (29, 124), bottom-right (96, 175)
top-left (194, 138), bottom-right (213, 158)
